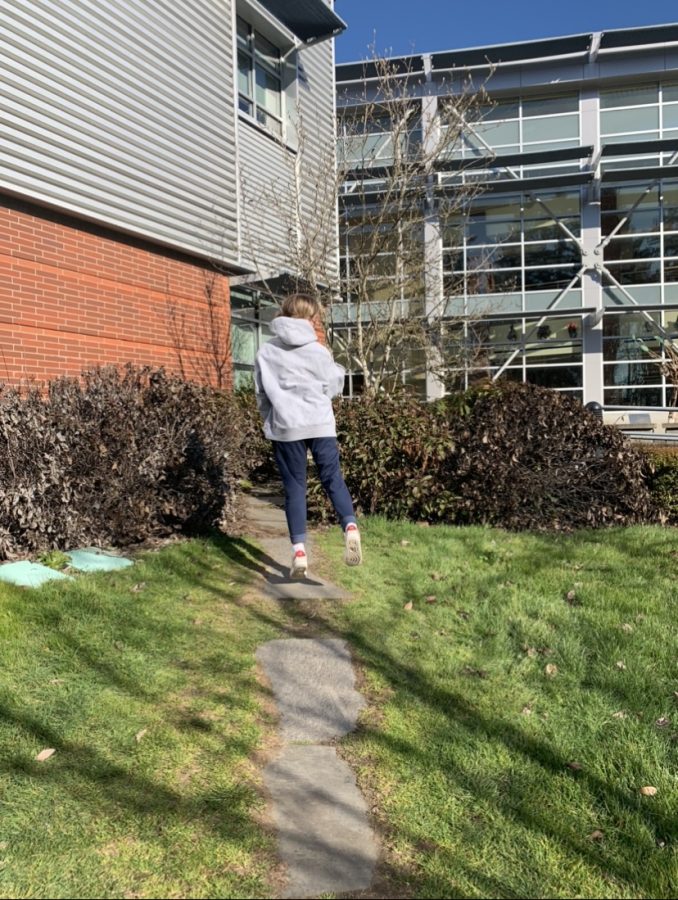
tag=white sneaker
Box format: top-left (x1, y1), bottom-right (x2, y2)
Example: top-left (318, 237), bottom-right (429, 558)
top-left (344, 524), bottom-right (362, 566)
top-left (290, 548), bottom-right (308, 579)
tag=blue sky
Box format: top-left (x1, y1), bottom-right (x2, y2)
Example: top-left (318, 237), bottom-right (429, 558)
top-left (334, 0), bottom-right (678, 62)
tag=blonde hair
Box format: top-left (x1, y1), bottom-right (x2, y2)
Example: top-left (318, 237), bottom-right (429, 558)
top-left (279, 294), bottom-right (321, 321)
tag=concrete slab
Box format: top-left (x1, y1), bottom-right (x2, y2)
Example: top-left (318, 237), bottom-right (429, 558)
top-left (257, 638), bottom-right (365, 743)
top-left (257, 536), bottom-right (351, 602)
top-left (66, 548), bottom-right (133, 572)
top-left (264, 745), bottom-right (378, 899)
top-left (0, 561), bottom-right (72, 588)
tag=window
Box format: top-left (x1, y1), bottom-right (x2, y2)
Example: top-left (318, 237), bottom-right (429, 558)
top-left (230, 290), bottom-right (277, 387)
top-left (237, 16), bottom-right (283, 137)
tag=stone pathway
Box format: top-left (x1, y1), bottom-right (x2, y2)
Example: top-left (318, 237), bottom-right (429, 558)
top-left (246, 490), bottom-right (350, 602)
top-left (247, 488), bottom-right (377, 899)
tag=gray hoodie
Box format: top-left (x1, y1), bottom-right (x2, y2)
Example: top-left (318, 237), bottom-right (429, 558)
top-left (254, 317), bottom-right (346, 442)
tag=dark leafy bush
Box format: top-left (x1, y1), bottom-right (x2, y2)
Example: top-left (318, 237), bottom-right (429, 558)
top-left (304, 383), bottom-right (657, 531)
top-left (642, 446), bottom-right (678, 524)
top-left (308, 393), bottom-right (455, 523)
top-left (444, 382), bottom-right (656, 530)
top-left (0, 365), bottom-right (252, 558)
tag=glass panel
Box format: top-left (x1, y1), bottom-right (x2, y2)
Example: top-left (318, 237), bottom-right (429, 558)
top-left (605, 261), bottom-right (661, 284)
top-left (467, 245), bottom-right (522, 269)
top-left (601, 209), bottom-right (661, 235)
top-left (604, 387), bottom-right (663, 406)
top-left (238, 95), bottom-right (253, 115)
top-left (523, 216), bottom-right (580, 241)
top-left (466, 270), bottom-right (521, 294)
top-left (603, 337), bottom-right (662, 361)
top-left (601, 85), bottom-right (659, 108)
top-left (601, 184), bottom-right (660, 210)
top-left (523, 114), bottom-right (579, 143)
top-left (665, 259), bottom-right (678, 282)
top-left (605, 235), bottom-right (661, 260)
top-left (603, 311), bottom-right (660, 337)
top-left (664, 233), bottom-right (678, 257)
top-left (465, 220), bottom-right (519, 245)
top-left (523, 191), bottom-right (580, 217)
top-left (524, 241), bottom-right (579, 266)
top-left (237, 17), bottom-right (250, 47)
top-left (601, 106), bottom-right (659, 134)
top-left (526, 366), bottom-right (583, 388)
top-left (256, 107), bottom-right (282, 136)
top-left (664, 85), bottom-right (678, 102)
top-left (238, 50), bottom-right (252, 99)
top-left (231, 323), bottom-right (256, 365)
top-left (473, 101), bottom-right (520, 122)
top-left (255, 65), bottom-right (281, 117)
top-left (604, 362), bottom-right (663, 386)
top-left (468, 120), bottom-right (521, 146)
top-left (524, 266), bottom-right (580, 290)
top-left (663, 104), bottom-right (678, 130)
top-left (522, 94), bottom-right (578, 117)
top-left (255, 33), bottom-right (281, 74)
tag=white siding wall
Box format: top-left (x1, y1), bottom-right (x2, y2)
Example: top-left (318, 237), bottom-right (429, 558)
top-left (0, 0), bottom-right (240, 264)
top-left (237, 37), bottom-right (338, 279)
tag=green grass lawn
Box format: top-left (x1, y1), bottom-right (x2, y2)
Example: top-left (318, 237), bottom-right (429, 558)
top-left (0, 537), bottom-right (285, 900)
top-left (1, 522), bottom-right (676, 899)
top-left (315, 520), bottom-right (678, 900)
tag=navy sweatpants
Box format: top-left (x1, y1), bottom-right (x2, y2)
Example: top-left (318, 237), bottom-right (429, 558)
top-left (273, 437), bottom-right (356, 544)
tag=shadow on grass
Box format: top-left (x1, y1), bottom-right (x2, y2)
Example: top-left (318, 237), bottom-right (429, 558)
top-left (220, 528), bottom-right (676, 899)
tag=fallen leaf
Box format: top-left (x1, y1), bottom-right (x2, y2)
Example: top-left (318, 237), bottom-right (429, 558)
top-left (403, 601), bottom-right (413, 611)
top-left (35, 748), bottom-right (56, 762)
top-left (615, 660), bottom-right (627, 670)
top-left (131, 582), bottom-right (146, 593)
top-left (430, 573), bottom-right (443, 581)
top-left (400, 540), bottom-right (411, 547)
top-left (417, 521), bottom-right (430, 528)
top-left (462, 666), bottom-right (488, 679)
top-left (566, 761), bottom-right (583, 771)
top-left (113, 640), bottom-right (125, 651)
top-left (544, 663), bottom-right (558, 677)
top-left (524, 646), bottom-right (538, 658)
top-left (565, 589), bottom-right (578, 605)
top-left (49, 678), bottom-right (64, 686)
top-left (425, 595), bottom-right (437, 604)
top-left (655, 717), bottom-right (670, 728)
top-left (135, 728), bottom-right (148, 743)
top-left (521, 705), bottom-right (533, 716)
top-left (621, 623), bottom-right (634, 633)
top-left (639, 786), bottom-right (658, 797)
top-left (588, 830), bottom-right (604, 842)
top-left (612, 711), bottom-right (628, 719)
top-left (457, 609), bottom-right (470, 621)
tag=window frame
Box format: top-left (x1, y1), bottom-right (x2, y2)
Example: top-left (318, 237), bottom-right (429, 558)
top-left (237, 15), bottom-right (285, 139)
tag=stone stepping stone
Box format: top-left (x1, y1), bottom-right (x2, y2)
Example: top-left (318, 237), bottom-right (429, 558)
top-left (264, 745), bottom-right (378, 899)
top-left (66, 548), bottom-right (133, 573)
top-left (256, 536), bottom-right (351, 602)
top-left (0, 561), bottom-right (71, 588)
top-left (256, 638), bottom-right (365, 742)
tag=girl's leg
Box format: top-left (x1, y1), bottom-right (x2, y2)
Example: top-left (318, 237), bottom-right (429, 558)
top-left (273, 440), bottom-right (309, 544)
top-left (308, 438), bottom-right (356, 531)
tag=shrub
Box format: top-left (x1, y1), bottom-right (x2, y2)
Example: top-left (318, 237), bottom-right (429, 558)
top-left (308, 393), bottom-right (455, 523)
top-left (0, 366), bottom-right (251, 559)
top-left (304, 383), bottom-right (657, 532)
top-left (643, 446), bottom-right (678, 524)
top-left (444, 382), bottom-right (656, 530)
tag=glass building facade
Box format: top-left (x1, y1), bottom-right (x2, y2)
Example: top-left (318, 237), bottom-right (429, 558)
top-left (335, 25), bottom-right (678, 423)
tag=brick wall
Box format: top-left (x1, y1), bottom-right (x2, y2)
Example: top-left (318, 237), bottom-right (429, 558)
top-left (0, 196), bottom-right (232, 388)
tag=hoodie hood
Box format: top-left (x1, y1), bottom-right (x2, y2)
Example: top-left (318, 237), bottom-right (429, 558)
top-left (270, 316), bottom-right (318, 347)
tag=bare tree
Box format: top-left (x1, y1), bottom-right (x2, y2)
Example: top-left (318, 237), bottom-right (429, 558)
top-left (166, 269), bottom-right (231, 389)
top-left (239, 52), bottom-right (495, 395)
